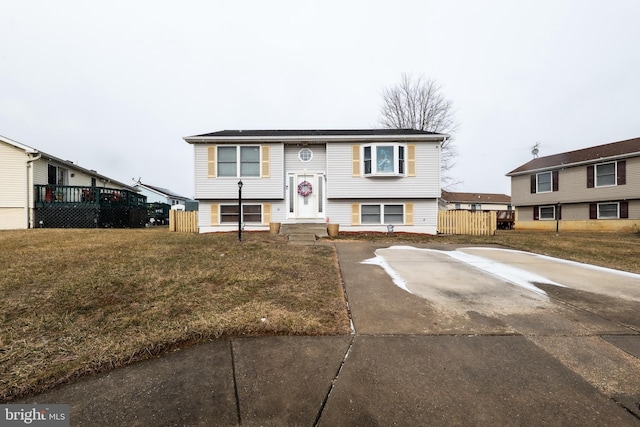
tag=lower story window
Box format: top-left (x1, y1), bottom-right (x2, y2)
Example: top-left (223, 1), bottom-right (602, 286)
top-left (539, 206), bottom-right (555, 220)
top-left (361, 204), bottom-right (404, 224)
top-left (220, 204), bottom-right (262, 223)
top-left (598, 202), bottom-right (619, 219)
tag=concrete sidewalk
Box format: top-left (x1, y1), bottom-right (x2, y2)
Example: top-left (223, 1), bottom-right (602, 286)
top-left (16, 242), bottom-right (640, 426)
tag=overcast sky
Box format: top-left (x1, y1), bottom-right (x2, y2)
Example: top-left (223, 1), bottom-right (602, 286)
top-left (2, 1), bottom-right (639, 198)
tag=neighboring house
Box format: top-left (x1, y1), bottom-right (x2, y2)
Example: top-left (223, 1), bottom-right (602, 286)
top-left (440, 191), bottom-right (511, 212)
top-left (184, 129), bottom-right (448, 234)
top-left (0, 134), bottom-right (145, 229)
top-left (132, 180), bottom-right (192, 207)
top-left (506, 137), bottom-right (640, 232)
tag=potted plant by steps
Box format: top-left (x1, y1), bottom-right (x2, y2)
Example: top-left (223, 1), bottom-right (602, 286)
top-left (269, 222), bottom-right (281, 234)
top-left (327, 222), bottom-right (339, 237)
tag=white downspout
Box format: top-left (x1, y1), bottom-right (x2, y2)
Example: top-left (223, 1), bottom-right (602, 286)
top-left (26, 152), bottom-right (41, 228)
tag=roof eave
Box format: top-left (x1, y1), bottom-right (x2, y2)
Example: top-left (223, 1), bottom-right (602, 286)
top-left (506, 151), bottom-right (640, 177)
top-left (184, 133), bottom-right (449, 144)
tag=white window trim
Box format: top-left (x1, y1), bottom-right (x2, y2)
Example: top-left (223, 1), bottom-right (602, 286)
top-left (536, 171), bottom-right (553, 193)
top-left (597, 202), bottom-right (619, 219)
top-left (362, 143), bottom-right (406, 177)
top-left (361, 203), bottom-right (405, 224)
top-left (217, 145), bottom-right (261, 178)
top-left (539, 205), bottom-right (556, 220)
top-left (595, 162), bottom-right (617, 188)
top-left (298, 148), bottom-right (313, 162)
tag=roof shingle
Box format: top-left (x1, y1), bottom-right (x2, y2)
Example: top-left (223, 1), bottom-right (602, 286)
top-left (507, 137), bottom-right (640, 175)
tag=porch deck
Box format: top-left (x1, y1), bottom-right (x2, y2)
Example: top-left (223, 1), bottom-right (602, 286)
top-left (34, 185), bottom-right (147, 228)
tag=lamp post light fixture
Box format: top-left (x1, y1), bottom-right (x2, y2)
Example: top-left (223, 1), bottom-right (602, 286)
top-left (238, 180), bottom-right (243, 241)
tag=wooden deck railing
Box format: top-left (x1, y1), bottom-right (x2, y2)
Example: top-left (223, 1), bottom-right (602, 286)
top-left (34, 185), bottom-right (146, 208)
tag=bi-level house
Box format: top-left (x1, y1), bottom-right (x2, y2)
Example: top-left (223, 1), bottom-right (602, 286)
top-left (0, 134), bottom-right (146, 229)
top-left (184, 129), bottom-right (447, 234)
top-left (506, 137), bottom-right (640, 232)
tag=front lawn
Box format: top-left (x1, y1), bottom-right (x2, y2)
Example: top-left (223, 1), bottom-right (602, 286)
top-left (0, 228), bottom-right (349, 401)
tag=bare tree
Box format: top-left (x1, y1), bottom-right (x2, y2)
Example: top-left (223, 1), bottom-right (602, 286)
top-left (379, 73), bottom-right (459, 187)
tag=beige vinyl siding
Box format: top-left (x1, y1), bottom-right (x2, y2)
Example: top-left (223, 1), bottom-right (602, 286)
top-left (32, 160), bottom-right (48, 185)
top-left (0, 143), bottom-right (27, 207)
top-left (518, 200), bottom-right (640, 222)
top-left (511, 156), bottom-right (640, 206)
top-left (327, 142), bottom-right (440, 199)
top-left (194, 144), bottom-right (284, 200)
top-left (0, 143), bottom-right (28, 229)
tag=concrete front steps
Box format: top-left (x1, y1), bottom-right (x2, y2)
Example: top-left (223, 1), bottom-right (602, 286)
top-left (280, 222), bottom-right (328, 245)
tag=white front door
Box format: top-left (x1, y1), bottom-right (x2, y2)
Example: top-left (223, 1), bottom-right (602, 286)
top-left (288, 172), bottom-right (325, 219)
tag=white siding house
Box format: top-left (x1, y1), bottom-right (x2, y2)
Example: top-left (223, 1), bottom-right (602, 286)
top-left (132, 181), bottom-right (191, 206)
top-left (1, 134), bottom-right (140, 229)
top-left (184, 129), bottom-right (447, 234)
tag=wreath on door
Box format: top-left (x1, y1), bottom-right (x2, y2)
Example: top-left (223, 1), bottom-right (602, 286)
top-left (297, 181), bottom-right (313, 197)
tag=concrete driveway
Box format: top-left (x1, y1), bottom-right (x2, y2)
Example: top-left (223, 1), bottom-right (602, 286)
top-left (336, 242), bottom-right (640, 424)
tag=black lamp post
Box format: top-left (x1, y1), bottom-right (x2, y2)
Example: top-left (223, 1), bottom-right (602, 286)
top-left (238, 180), bottom-right (243, 241)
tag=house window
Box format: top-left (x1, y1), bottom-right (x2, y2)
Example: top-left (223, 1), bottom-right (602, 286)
top-left (220, 204), bottom-right (262, 223)
top-left (217, 146), bottom-right (260, 177)
top-left (48, 164), bottom-right (67, 185)
top-left (455, 203), bottom-right (461, 210)
top-left (539, 206), bottom-right (556, 220)
top-left (537, 172), bottom-right (552, 193)
top-left (298, 148), bottom-right (313, 162)
top-left (361, 204), bottom-right (404, 224)
top-left (363, 144), bottom-right (406, 176)
top-left (596, 162), bottom-right (616, 187)
top-left (598, 202), bottom-right (619, 219)
top-left (471, 204), bottom-right (481, 211)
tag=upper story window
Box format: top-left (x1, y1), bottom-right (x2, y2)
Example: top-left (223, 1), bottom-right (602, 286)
top-left (363, 144), bottom-right (405, 176)
top-left (298, 148), bottom-right (313, 162)
top-left (536, 172), bottom-right (552, 193)
top-left (595, 162), bottom-right (616, 187)
top-left (48, 164), bottom-right (67, 185)
top-left (218, 146), bottom-right (260, 177)
top-left (587, 160), bottom-right (626, 188)
top-left (531, 170), bottom-right (558, 193)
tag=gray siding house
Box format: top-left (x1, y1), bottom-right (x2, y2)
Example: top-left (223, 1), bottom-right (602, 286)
top-left (184, 129), bottom-right (447, 234)
top-left (507, 137), bottom-right (640, 232)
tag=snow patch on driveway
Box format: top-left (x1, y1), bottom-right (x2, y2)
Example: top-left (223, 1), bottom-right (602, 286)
top-left (363, 246), bottom-right (565, 296)
top-left (362, 254), bottom-right (413, 294)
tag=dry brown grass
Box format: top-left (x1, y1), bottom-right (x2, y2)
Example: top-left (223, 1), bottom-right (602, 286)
top-left (0, 228), bottom-right (349, 402)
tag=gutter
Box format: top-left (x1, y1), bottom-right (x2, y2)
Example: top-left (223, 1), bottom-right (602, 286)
top-left (184, 133), bottom-right (450, 144)
top-left (26, 152), bottom-right (42, 228)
